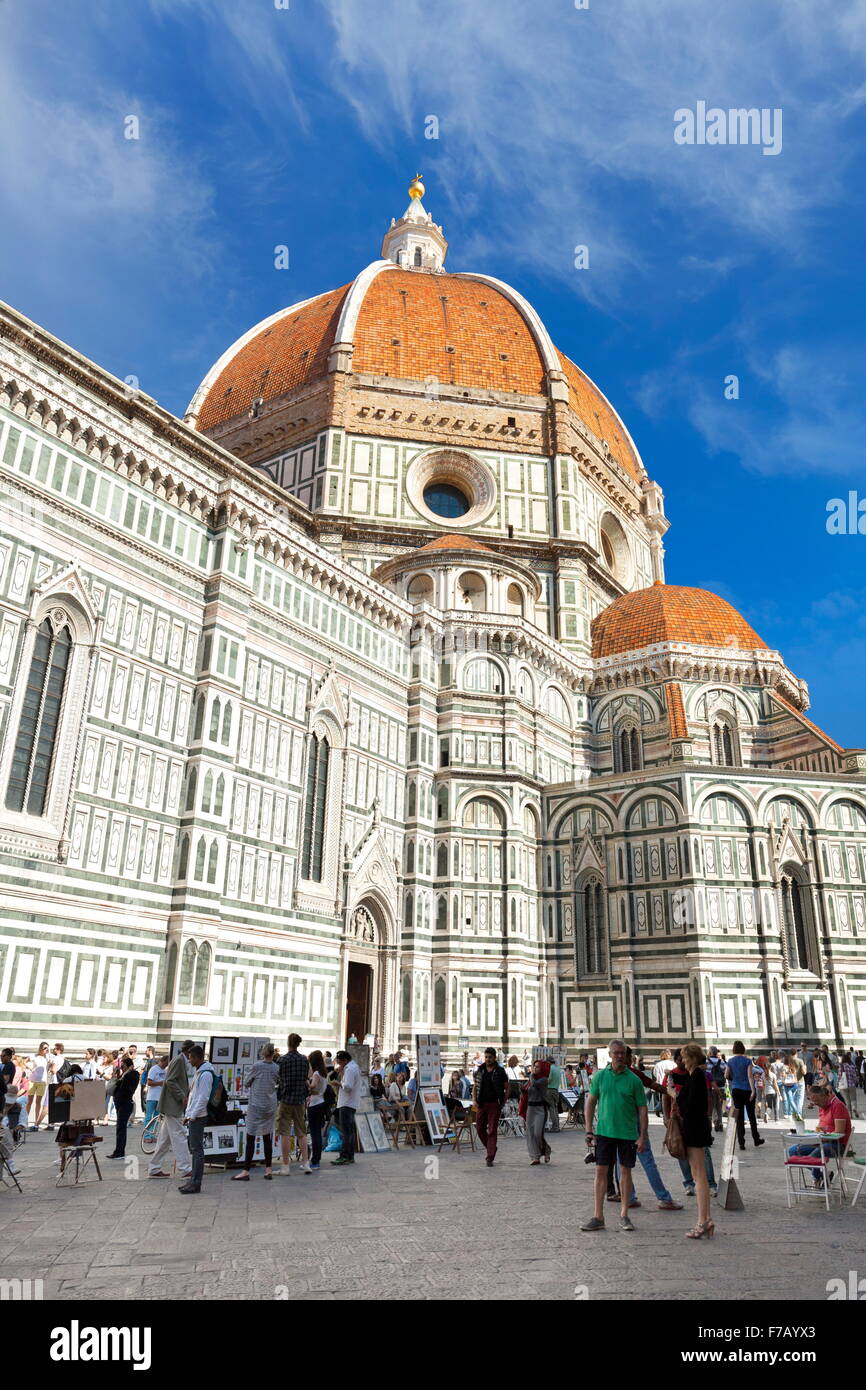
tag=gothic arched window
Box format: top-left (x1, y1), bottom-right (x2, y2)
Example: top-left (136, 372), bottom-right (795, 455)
top-left (713, 718), bottom-right (736, 767)
top-left (193, 942), bottom-right (211, 1006)
top-left (781, 870), bottom-right (811, 971)
top-left (301, 733), bottom-right (330, 881)
top-left (5, 618), bottom-right (72, 815)
top-left (581, 878), bottom-right (605, 975)
top-left (614, 724), bottom-right (642, 774)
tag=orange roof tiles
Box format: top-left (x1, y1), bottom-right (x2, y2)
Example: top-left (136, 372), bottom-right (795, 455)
top-left (558, 352), bottom-right (643, 483)
top-left (592, 583), bottom-right (768, 659)
top-left (415, 534), bottom-right (496, 554)
top-left (352, 270), bottom-right (547, 394)
top-left (665, 682), bottom-right (689, 740)
top-left (771, 691), bottom-right (843, 752)
top-left (195, 284), bottom-right (352, 432)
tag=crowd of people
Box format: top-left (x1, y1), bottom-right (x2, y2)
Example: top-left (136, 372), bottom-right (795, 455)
top-left (1, 1035), bottom-right (863, 1215)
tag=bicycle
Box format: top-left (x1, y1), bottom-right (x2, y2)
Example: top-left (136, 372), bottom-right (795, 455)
top-left (141, 1112), bottom-right (161, 1154)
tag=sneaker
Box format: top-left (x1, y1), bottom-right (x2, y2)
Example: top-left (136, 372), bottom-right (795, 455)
top-left (683, 1186), bottom-right (696, 1197)
top-left (148, 1171), bottom-right (172, 1179)
top-left (754, 1138), bottom-right (765, 1147)
top-left (709, 1185), bottom-right (718, 1197)
top-left (308, 1163), bottom-right (320, 1172)
top-left (278, 1165), bottom-right (291, 1176)
top-left (302, 1163), bottom-right (313, 1174)
top-left (618, 1215), bottom-right (635, 1232)
top-left (331, 1156), bottom-right (354, 1166)
top-left (177, 1183), bottom-right (200, 1194)
top-left (657, 1199), bottom-right (683, 1210)
top-left (580, 1216), bottom-right (605, 1232)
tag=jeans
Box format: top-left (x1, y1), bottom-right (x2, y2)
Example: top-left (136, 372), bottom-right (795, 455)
top-left (308, 1104), bottom-right (325, 1165)
top-left (187, 1116), bottom-right (206, 1188)
top-left (710, 1090), bottom-right (724, 1130)
top-left (475, 1102), bottom-right (501, 1161)
top-left (787, 1138), bottom-right (841, 1182)
top-left (731, 1087), bottom-right (760, 1145)
top-left (617, 1136), bottom-right (674, 1204)
top-left (678, 1146), bottom-right (716, 1190)
top-left (113, 1100), bottom-right (133, 1156)
top-left (782, 1083), bottom-right (798, 1117)
top-left (144, 1097), bottom-right (159, 1126)
top-left (336, 1105), bottom-right (356, 1160)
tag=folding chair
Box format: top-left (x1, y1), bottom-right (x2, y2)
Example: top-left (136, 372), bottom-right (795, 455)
top-left (782, 1133), bottom-right (848, 1210)
top-left (847, 1156), bottom-right (866, 1208)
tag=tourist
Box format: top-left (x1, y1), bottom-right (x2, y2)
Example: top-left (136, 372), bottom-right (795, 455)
top-left (332, 1049), bottom-right (361, 1166)
top-left (619, 1049), bottom-right (683, 1211)
top-left (306, 1050), bottom-right (329, 1171)
top-left (0, 1090), bottom-right (20, 1177)
top-left (725, 1041), bottom-right (764, 1150)
top-left (138, 1046), bottom-right (156, 1116)
top-left (665, 1050), bottom-right (717, 1197)
top-left (522, 1059), bottom-right (552, 1165)
top-left (705, 1047), bottom-right (726, 1132)
top-left (276, 1032), bottom-right (311, 1175)
top-left (26, 1043), bottom-right (50, 1131)
top-left (545, 1056), bottom-right (563, 1133)
top-left (144, 1054), bottom-right (168, 1126)
top-left (445, 1070), bottom-right (468, 1116)
top-left (671, 1043), bottom-right (714, 1239)
top-left (787, 1084), bottom-right (852, 1188)
top-left (148, 1041), bottom-right (194, 1181)
top-left (393, 1049), bottom-right (410, 1078)
top-left (473, 1047), bottom-right (508, 1167)
top-left (233, 1043), bottom-right (279, 1180)
top-left (179, 1046), bottom-right (216, 1195)
top-left (840, 1052), bottom-right (862, 1118)
top-left (369, 1072), bottom-right (386, 1106)
top-left (81, 1048), bottom-right (99, 1080)
top-left (505, 1055), bottom-right (523, 1101)
top-left (107, 1055), bottom-right (140, 1159)
top-left (581, 1039), bottom-right (648, 1232)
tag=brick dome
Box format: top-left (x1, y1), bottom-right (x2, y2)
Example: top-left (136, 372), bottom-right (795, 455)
top-left (592, 582), bottom-right (768, 659)
top-left (187, 265), bottom-right (643, 482)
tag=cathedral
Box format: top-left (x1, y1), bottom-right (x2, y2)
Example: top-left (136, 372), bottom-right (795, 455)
top-left (1, 177), bottom-right (864, 1058)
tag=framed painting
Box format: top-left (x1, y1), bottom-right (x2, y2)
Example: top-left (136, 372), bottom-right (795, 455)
top-left (209, 1037), bottom-right (237, 1065)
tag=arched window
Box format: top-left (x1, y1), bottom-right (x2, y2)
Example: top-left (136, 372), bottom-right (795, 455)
top-left (434, 976), bottom-right (446, 1023)
top-left (506, 583), bottom-right (524, 617)
top-left (209, 698), bottom-right (221, 741)
top-left (177, 834), bottom-right (190, 881)
top-left (780, 870), bottom-right (811, 971)
top-left (436, 843), bottom-right (448, 878)
top-left (581, 878), bottom-right (605, 975)
top-left (407, 574), bottom-right (434, 604)
top-left (436, 785), bottom-right (449, 820)
top-left (5, 618), bottom-right (72, 815)
top-left (408, 782), bottom-right (417, 818)
top-left (614, 724), bottom-right (642, 773)
top-left (178, 940), bottom-right (197, 1005)
top-left (202, 770), bottom-right (213, 813)
top-left (185, 768), bottom-right (197, 812)
top-left (712, 719), bottom-right (736, 767)
top-left (413, 246), bottom-right (422, 267)
top-left (221, 702), bottom-right (233, 744)
top-left (207, 841), bottom-right (219, 884)
top-left (436, 895), bottom-right (447, 931)
top-left (301, 733), bottom-right (330, 881)
top-left (193, 942), bottom-right (211, 1006)
top-left (163, 941), bottom-right (178, 1004)
top-left (401, 972), bottom-right (411, 1021)
top-left (457, 571), bottom-right (486, 612)
top-left (214, 774), bottom-right (225, 817)
top-left (193, 696), bottom-right (205, 740)
top-left (404, 892), bottom-right (413, 929)
top-left (194, 838), bottom-right (206, 880)
top-left (406, 841), bottom-right (415, 874)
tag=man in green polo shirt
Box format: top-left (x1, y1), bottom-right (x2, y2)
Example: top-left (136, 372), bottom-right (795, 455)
top-left (581, 1040), bottom-right (647, 1233)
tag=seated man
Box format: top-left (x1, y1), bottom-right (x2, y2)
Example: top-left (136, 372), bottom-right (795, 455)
top-left (787, 1084), bottom-right (851, 1187)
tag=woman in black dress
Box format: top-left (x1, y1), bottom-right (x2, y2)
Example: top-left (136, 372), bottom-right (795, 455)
top-left (669, 1042), bottom-right (714, 1238)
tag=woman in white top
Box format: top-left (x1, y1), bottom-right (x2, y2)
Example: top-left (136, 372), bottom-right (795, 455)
top-left (233, 1043), bottom-right (279, 1180)
top-left (26, 1043), bottom-right (50, 1131)
top-left (306, 1049), bottom-right (330, 1171)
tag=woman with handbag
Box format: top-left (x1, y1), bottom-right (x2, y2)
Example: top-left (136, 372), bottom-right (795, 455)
top-left (668, 1042), bottom-right (714, 1239)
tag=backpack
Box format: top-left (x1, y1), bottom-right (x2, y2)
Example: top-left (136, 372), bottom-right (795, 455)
top-left (55, 1059), bottom-right (73, 1083)
top-left (708, 1057), bottom-right (725, 1086)
top-left (205, 1068), bottom-right (228, 1121)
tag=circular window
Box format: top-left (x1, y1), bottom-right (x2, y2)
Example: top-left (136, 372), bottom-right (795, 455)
top-left (423, 483), bottom-right (469, 518)
top-left (406, 449), bottom-right (497, 529)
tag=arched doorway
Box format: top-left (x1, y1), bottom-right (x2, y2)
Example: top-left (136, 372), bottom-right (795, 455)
top-left (342, 900), bottom-right (398, 1049)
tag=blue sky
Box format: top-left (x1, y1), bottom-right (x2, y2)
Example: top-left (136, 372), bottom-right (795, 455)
top-left (2, 0), bottom-right (865, 744)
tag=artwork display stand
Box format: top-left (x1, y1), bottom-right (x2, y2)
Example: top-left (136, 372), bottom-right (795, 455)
top-left (716, 1106), bottom-right (745, 1210)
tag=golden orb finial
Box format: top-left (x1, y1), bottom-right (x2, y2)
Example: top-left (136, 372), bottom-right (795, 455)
top-left (408, 173), bottom-right (425, 200)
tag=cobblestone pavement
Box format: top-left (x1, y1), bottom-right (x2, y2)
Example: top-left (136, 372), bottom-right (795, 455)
top-left (1, 1115), bottom-right (863, 1300)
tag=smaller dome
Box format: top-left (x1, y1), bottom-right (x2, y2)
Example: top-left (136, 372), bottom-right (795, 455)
top-left (592, 582), bottom-right (768, 659)
top-left (415, 534), bottom-right (496, 554)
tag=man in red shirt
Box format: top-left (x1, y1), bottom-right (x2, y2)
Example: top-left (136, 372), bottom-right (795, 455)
top-left (786, 1084), bottom-right (851, 1188)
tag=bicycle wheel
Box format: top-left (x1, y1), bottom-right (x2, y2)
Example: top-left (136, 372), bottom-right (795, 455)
top-left (140, 1118), bottom-right (159, 1154)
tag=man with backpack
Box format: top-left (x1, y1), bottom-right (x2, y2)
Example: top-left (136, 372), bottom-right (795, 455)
top-left (706, 1047), bottom-right (726, 1132)
top-left (179, 1045), bottom-right (223, 1195)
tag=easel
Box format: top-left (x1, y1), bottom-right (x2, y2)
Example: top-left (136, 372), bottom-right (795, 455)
top-left (0, 1153), bottom-right (22, 1193)
top-left (56, 1123), bottom-right (103, 1187)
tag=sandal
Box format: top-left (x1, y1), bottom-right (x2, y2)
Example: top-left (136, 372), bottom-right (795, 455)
top-left (231, 1171), bottom-right (250, 1181)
